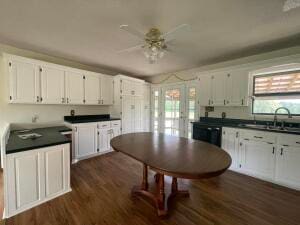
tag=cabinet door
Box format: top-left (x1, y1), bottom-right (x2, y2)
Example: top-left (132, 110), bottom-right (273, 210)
top-left (85, 73), bottom-right (100, 105)
top-left (121, 79), bottom-right (133, 96)
top-left (221, 128), bottom-right (239, 169)
top-left (101, 75), bottom-right (114, 105)
top-left (98, 128), bottom-right (110, 152)
top-left (134, 96), bottom-right (143, 132)
top-left (275, 145), bottom-right (300, 189)
top-left (143, 85), bottom-right (151, 131)
top-left (74, 124), bottom-right (98, 158)
top-left (6, 151), bottom-right (43, 214)
top-left (211, 73), bottom-right (226, 106)
top-left (9, 59), bottom-right (40, 103)
top-left (121, 95), bottom-right (133, 134)
top-left (240, 139), bottom-right (275, 180)
top-left (225, 70), bottom-right (248, 106)
top-left (40, 65), bottom-right (65, 104)
top-left (133, 82), bottom-right (143, 96)
top-left (44, 144), bottom-right (70, 198)
top-left (198, 74), bottom-right (212, 106)
top-left (65, 71), bottom-right (85, 104)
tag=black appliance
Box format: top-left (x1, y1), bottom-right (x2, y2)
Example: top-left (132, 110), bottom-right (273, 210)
top-left (192, 123), bottom-right (222, 147)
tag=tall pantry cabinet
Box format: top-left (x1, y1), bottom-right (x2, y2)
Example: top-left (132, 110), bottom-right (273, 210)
top-left (111, 75), bottom-right (147, 134)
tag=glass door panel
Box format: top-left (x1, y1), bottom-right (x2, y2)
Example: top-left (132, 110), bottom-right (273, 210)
top-left (186, 86), bottom-right (197, 138)
top-left (162, 85), bottom-right (185, 137)
top-left (151, 88), bottom-right (161, 133)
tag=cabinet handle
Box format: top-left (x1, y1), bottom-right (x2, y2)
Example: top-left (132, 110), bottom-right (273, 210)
top-left (62, 98), bottom-right (65, 103)
top-left (102, 100), bottom-right (104, 104)
top-left (67, 98), bottom-right (69, 104)
top-left (272, 147), bottom-right (275, 154)
top-left (236, 132), bottom-right (238, 138)
top-left (208, 99), bottom-right (210, 105)
top-left (37, 96), bottom-right (40, 102)
top-left (224, 100), bottom-right (226, 105)
top-left (280, 148), bottom-right (283, 156)
top-left (242, 99), bottom-right (244, 105)
top-left (296, 142), bottom-right (300, 144)
top-left (254, 136), bottom-right (263, 139)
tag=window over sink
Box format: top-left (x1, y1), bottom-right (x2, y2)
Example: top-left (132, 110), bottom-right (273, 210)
top-left (252, 70), bottom-right (300, 115)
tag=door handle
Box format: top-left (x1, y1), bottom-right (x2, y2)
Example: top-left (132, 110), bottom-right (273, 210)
top-left (280, 148), bottom-right (283, 156)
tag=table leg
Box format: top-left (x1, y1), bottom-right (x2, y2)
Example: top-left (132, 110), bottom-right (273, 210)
top-left (131, 167), bottom-right (189, 217)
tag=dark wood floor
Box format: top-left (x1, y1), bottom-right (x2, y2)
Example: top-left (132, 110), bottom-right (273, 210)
top-left (2, 152), bottom-right (300, 225)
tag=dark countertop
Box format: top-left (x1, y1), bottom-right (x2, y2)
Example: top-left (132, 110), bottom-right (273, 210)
top-left (6, 126), bottom-right (72, 154)
top-left (192, 117), bottom-right (300, 135)
top-left (64, 114), bottom-right (120, 124)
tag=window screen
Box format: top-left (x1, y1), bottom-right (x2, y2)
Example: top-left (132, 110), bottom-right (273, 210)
top-left (253, 70), bottom-right (300, 96)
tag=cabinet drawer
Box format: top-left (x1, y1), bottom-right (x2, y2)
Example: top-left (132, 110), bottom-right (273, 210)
top-left (111, 120), bottom-right (121, 127)
top-left (240, 129), bottom-right (276, 143)
top-left (277, 134), bottom-right (300, 147)
top-left (98, 121), bottom-right (111, 128)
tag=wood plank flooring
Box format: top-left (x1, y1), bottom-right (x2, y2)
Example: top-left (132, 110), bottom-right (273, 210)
top-left (2, 152), bottom-right (300, 225)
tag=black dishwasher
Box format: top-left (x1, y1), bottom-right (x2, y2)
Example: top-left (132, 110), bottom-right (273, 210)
top-left (192, 123), bottom-right (222, 147)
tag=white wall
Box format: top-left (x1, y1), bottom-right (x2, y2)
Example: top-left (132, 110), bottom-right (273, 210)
top-left (0, 43), bottom-right (116, 135)
top-left (147, 46), bottom-right (300, 120)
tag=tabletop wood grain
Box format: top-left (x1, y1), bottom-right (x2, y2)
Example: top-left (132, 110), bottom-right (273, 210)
top-left (111, 132), bottom-right (232, 179)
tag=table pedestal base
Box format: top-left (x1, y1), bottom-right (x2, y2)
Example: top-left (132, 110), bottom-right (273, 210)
top-left (131, 164), bottom-right (189, 217)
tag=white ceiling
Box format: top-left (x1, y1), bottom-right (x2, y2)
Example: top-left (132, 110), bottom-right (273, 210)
top-left (0, 0), bottom-right (300, 77)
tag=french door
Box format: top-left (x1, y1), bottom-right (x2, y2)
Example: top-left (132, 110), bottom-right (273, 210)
top-left (151, 82), bottom-right (199, 138)
top-left (162, 85), bottom-right (185, 137)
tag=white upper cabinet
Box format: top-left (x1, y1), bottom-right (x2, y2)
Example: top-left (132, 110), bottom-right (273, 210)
top-left (40, 65), bottom-right (65, 104)
top-left (198, 69), bottom-right (249, 107)
top-left (225, 70), bottom-right (249, 106)
top-left (84, 73), bottom-right (100, 105)
top-left (198, 74), bottom-right (212, 106)
top-left (8, 59), bottom-right (40, 104)
top-left (6, 54), bottom-right (115, 106)
top-left (65, 71), bottom-right (85, 104)
top-left (121, 78), bottom-right (144, 96)
top-left (100, 75), bottom-right (114, 105)
top-left (211, 73), bottom-right (226, 106)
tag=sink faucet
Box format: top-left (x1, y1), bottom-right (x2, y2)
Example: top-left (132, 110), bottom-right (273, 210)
top-left (273, 107), bottom-right (292, 127)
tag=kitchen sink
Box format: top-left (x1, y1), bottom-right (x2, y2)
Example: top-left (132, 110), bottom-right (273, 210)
top-left (18, 133), bottom-right (42, 140)
top-left (238, 124), bottom-right (268, 129)
top-left (238, 124), bottom-right (300, 133)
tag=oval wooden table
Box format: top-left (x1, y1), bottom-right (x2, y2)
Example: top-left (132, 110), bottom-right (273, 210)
top-left (110, 132), bottom-right (232, 217)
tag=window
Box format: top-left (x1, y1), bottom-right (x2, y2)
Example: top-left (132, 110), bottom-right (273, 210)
top-left (252, 70), bottom-right (300, 115)
top-left (153, 90), bottom-right (160, 133)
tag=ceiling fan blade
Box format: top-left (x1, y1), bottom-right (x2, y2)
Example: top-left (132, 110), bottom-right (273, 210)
top-left (283, 0), bottom-right (300, 11)
top-left (120, 25), bottom-right (145, 40)
top-left (162, 24), bottom-right (190, 42)
top-left (117, 44), bottom-right (144, 53)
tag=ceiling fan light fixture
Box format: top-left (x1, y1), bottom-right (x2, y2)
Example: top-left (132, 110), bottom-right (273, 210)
top-left (283, 0), bottom-right (300, 11)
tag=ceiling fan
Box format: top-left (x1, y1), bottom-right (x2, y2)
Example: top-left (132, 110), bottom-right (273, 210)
top-left (118, 24), bottom-right (190, 64)
top-left (283, 0), bottom-right (300, 11)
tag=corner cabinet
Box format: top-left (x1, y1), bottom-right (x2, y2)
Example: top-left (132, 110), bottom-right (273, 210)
top-left (221, 127), bottom-right (300, 190)
top-left (5, 144), bottom-right (71, 218)
top-left (5, 54), bottom-right (114, 106)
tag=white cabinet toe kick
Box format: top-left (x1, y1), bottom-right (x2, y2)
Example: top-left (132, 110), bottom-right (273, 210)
top-left (222, 127), bottom-right (300, 190)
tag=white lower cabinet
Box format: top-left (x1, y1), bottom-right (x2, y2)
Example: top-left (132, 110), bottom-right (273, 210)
top-left (239, 139), bottom-right (275, 181)
top-left (222, 127), bottom-right (300, 190)
top-left (74, 123), bottom-right (98, 158)
top-left (72, 120), bottom-right (121, 162)
top-left (275, 145), bottom-right (300, 189)
top-left (5, 144), bottom-right (71, 218)
top-left (221, 128), bottom-right (239, 170)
